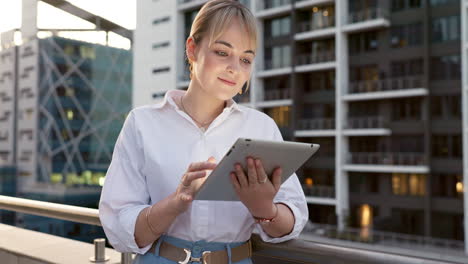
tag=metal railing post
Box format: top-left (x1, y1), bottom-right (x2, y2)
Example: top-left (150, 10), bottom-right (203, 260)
top-left (89, 238), bottom-right (110, 263)
top-left (121, 252), bottom-right (133, 264)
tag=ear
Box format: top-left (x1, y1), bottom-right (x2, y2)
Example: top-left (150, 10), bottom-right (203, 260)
top-left (186, 36), bottom-right (198, 63)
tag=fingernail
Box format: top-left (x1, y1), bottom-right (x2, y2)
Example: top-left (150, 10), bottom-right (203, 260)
top-left (255, 159), bottom-right (260, 166)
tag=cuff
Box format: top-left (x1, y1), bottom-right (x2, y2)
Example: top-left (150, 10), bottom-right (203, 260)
top-left (255, 201), bottom-right (305, 243)
top-left (118, 205), bottom-right (153, 254)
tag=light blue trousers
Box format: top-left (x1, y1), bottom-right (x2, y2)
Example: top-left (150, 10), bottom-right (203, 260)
top-left (133, 235), bottom-right (253, 264)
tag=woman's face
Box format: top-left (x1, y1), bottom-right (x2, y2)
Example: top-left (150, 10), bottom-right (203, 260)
top-left (188, 19), bottom-right (256, 101)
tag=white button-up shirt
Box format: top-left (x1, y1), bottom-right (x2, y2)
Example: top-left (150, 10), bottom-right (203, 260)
top-left (99, 89), bottom-right (308, 254)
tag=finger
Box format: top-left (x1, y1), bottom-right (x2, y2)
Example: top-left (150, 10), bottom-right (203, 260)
top-left (246, 157), bottom-right (258, 185)
top-left (272, 167), bottom-right (282, 190)
top-left (207, 156), bottom-right (217, 164)
top-left (230, 172), bottom-right (240, 193)
top-left (188, 161), bottom-right (217, 172)
top-left (234, 164), bottom-right (248, 187)
top-left (182, 170), bottom-right (206, 186)
top-left (254, 159), bottom-right (268, 183)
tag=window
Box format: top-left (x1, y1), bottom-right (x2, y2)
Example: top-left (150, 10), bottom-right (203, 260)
top-left (152, 67), bottom-right (170, 74)
top-left (153, 16), bottom-right (170, 25)
top-left (432, 16), bottom-right (460, 43)
top-left (267, 45), bottom-right (290, 69)
top-left (269, 16), bottom-right (291, 38)
top-left (264, 106), bottom-right (290, 128)
top-left (391, 23), bottom-right (423, 48)
top-left (391, 98), bottom-right (421, 120)
top-left (430, 55), bottom-right (461, 80)
top-left (430, 0), bottom-right (459, 6)
top-left (392, 173), bottom-right (426, 196)
top-left (432, 135), bottom-right (449, 157)
top-left (391, 58), bottom-right (423, 77)
top-left (349, 31), bottom-right (378, 54)
top-left (392, 0), bottom-right (423, 11)
top-left (152, 42), bottom-right (169, 50)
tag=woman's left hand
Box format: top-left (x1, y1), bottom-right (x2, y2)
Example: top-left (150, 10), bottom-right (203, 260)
top-left (230, 157), bottom-right (282, 219)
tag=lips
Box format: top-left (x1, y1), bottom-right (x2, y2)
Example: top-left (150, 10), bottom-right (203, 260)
top-left (218, 77), bottom-right (236, 86)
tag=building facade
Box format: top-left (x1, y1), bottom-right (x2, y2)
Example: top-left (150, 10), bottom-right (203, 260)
top-left (0, 0), bottom-right (133, 242)
top-left (134, 0), bottom-right (465, 250)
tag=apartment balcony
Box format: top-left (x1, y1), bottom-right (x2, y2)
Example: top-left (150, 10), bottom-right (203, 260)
top-left (344, 116), bottom-right (391, 136)
top-left (295, 17), bottom-right (335, 41)
top-left (2, 195), bottom-right (459, 264)
top-left (295, 51), bottom-right (336, 73)
top-left (343, 7), bottom-right (390, 34)
top-left (303, 184), bottom-right (336, 205)
top-left (345, 152), bottom-right (429, 174)
top-left (257, 59), bottom-right (292, 78)
top-left (343, 76), bottom-right (428, 102)
top-left (256, 0), bottom-right (292, 19)
top-left (257, 88), bottom-right (292, 108)
top-left (295, 0), bottom-right (334, 9)
top-left (295, 118), bottom-right (336, 137)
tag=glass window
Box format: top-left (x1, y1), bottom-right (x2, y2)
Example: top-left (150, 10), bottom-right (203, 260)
top-left (430, 0), bottom-right (459, 6)
top-left (430, 55), bottom-right (461, 80)
top-left (432, 15), bottom-right (460, 43)
top-left (272, 19), bottom-right (281, 37)
top-left (391, 22), bottom-right (423, 48)
top-left (281, 17), bottom-right (291, 35)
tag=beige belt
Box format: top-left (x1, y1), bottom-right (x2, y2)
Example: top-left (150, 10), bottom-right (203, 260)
top-left (149, 239), bottom-right (252, 264)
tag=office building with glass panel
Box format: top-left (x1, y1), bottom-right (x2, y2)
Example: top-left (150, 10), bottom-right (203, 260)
top-left (0, 34), bottom-right (132, 241)
top-left (135, 0), bottom-right (466, 254)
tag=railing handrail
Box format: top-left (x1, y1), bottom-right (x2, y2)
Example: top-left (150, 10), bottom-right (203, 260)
top-left (0, 195), bottom-right (101, 226)
top-left (0, 195), bottom-right (465, 264)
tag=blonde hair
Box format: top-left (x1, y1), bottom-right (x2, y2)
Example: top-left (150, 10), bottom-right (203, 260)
top-left (187, 0), bottom-right (257, 93)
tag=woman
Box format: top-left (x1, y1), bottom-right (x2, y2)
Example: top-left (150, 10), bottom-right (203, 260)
top-left (99, 1), bottom-right (308, 263)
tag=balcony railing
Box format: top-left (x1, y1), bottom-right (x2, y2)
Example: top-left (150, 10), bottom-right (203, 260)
top-left (349, 76), bottom-right (425, 94)
top-left (347, 152), bottom-right (427, 166)
top-left (257, 0), bottom-right (291, 11)
top-left (263, 58), bottom-right (291, 70)
top-left (348, 7), bottom-right (389, 24)
top-left (263, 88), bottom-right (291, 101)
top-left (305, 223), bottom-right (465, 253)
top-left (0, 195), bottom-right (464, 263)
top-left (296, 51), bottom-right (335, 65)
top-left (346, 116), bottom-right (388, 129)
top-left (298, 17), bottom-right (335, 33)
top-left (302, 184), bottom-right (335, 198)
top-left (297, 118), bottom-right (335, 130)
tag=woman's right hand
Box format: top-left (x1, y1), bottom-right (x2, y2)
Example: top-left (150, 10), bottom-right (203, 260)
top-left (173, 156), bottom-right (217, 213)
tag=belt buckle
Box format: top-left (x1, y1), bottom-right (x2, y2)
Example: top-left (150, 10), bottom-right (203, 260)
top-left (178, 249), bottom-right (212, 264)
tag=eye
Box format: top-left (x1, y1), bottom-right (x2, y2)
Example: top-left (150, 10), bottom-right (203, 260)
top-left (215, 50), bottom-right (228, 56)
top-left (242, 58), bottom-right (252, 65)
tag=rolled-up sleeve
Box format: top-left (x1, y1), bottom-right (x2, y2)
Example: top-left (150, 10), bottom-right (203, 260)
top-left (255, 118), bottom-right (309, 243)
top-left (98, 110), bottom-right (152, 254)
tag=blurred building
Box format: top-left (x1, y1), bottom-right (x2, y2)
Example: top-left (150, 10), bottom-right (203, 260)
top-left (0, 0), bottom-right (132, 242)
top-left (134, 0), bottom-right (465, 253)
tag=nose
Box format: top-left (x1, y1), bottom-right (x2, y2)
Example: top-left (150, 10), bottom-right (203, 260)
top-left (226, 56), bottom-right (240, 74)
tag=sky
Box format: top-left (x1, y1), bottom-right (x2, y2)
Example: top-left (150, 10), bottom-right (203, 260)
top-left (0, 0), bottom-right (136, 49)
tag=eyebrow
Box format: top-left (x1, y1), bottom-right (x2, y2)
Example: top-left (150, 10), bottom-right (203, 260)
top-left (214, 40), bottom-right (255, 55)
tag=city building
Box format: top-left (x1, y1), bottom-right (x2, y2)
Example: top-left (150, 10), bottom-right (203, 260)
top-left (134, 0), bottom-right (466, 254)
top-left (0, 0), bottom-right (132, 242)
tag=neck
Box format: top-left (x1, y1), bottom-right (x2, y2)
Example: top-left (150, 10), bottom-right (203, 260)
top-left (182, 80), bottom-right (227, 125)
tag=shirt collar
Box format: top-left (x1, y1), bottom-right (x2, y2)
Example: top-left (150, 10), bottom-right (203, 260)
top-left (153, 89), bottom-right (244, 113)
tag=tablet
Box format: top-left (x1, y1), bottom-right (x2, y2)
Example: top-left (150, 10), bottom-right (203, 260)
top-left (194, 138), bottom-right (320, 201)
